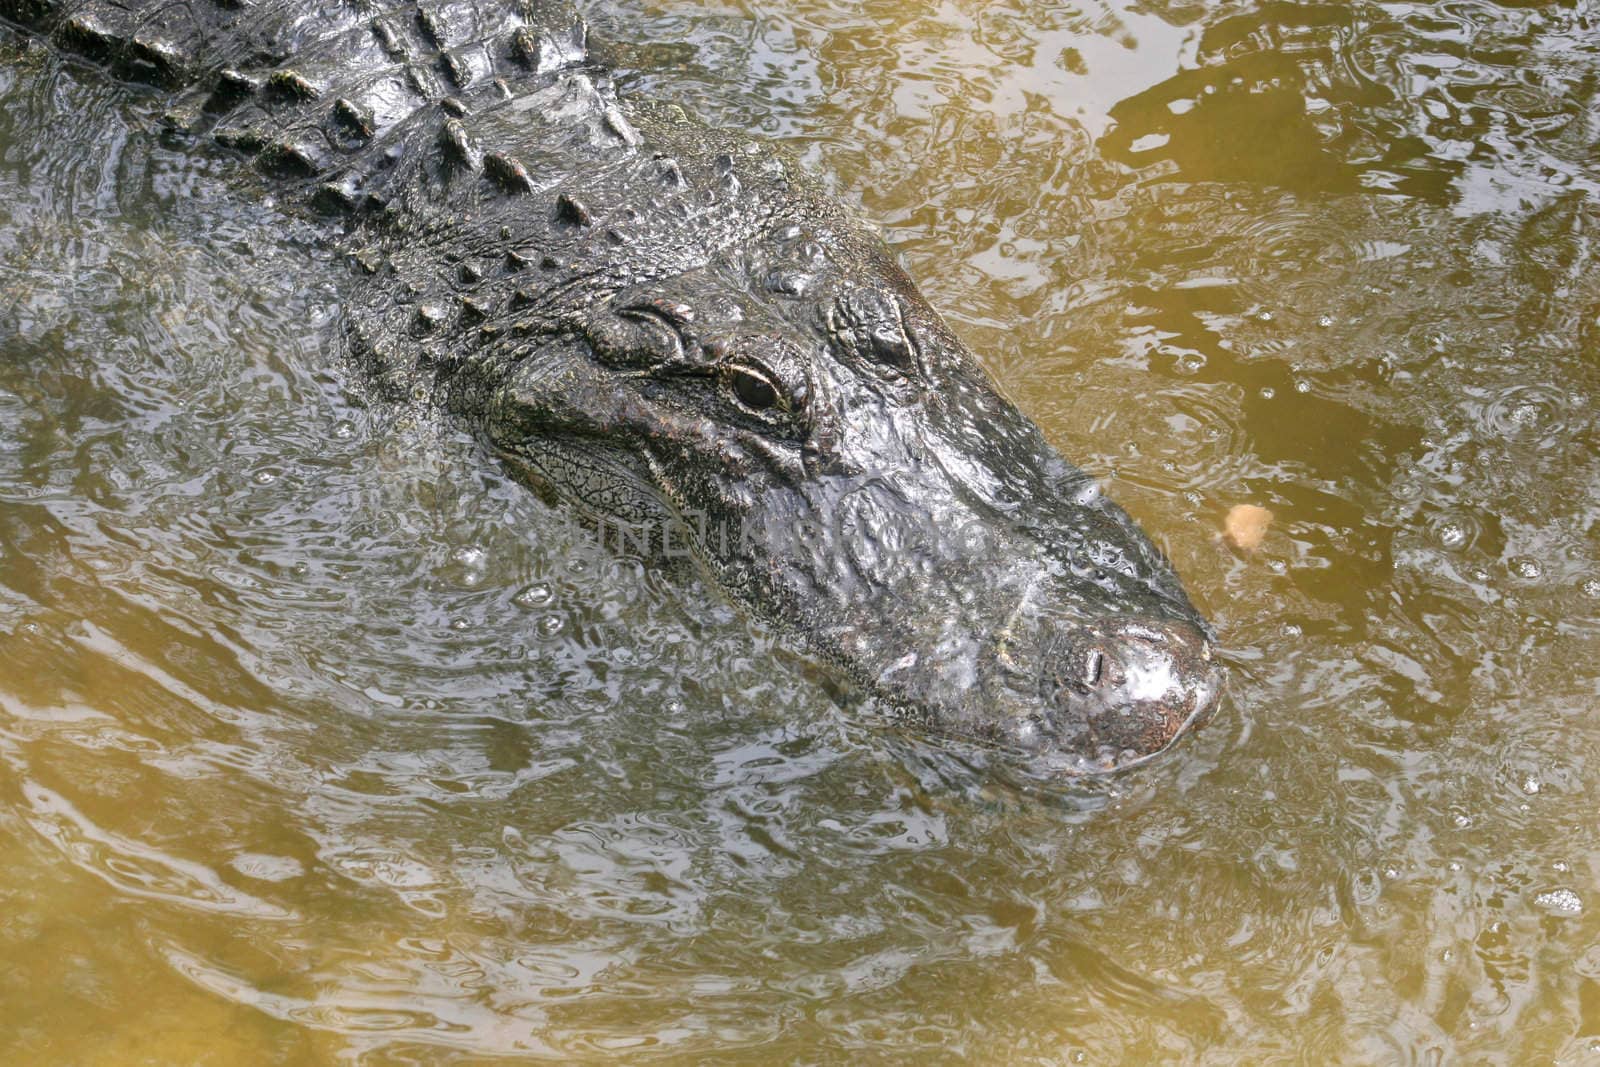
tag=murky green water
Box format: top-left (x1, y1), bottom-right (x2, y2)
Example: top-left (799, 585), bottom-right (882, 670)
top-left (2, 0), bottom-right (1599, 1061)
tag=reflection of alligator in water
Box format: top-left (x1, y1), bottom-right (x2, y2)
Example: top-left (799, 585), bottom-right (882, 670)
top-left (0, 0), bottom-right (1222, 772)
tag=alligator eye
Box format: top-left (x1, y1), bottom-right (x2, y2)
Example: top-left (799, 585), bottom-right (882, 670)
top-left (730, 366), bottom-right (779, 411)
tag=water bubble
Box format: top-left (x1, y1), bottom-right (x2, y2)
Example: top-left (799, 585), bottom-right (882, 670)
top-left (1581, 577), bottom-right (1600, 599)
top-left (332, 419), bottom-right (356, 440)
top-left (1467, 566), bottom-right (1490, 583)
top-left (1281, 622), bottom-right (1302, 638)
top-left (1509, 556), bottom-right (1543, 581)
top-left (1259, 386), bottom-right (1275, 400)
top-left (1257, 309), bottom-right (1275, 323)
top-left (538, 614), bottom-right (564, 637)
top-left (1351, 867), bottom-right (1382, 904)
top-left (449, 618), bottom-right (470, 632)
top-left (291, 561), bottom-right (310, 578)
top-left (450, 545), bottom-right (488, 588)
top-left (1428, 512), bottom-right (1479, 552)
top-left (1534, 888), bottom-right (1583, 915)
top-left (1294, 379), bottom-right (1311, 394)
top-left (1317, 314), bottom-right (1334, 328)
top-left (514, 583), bottom-right (554, 609)
top-left (252, 470), bottom-right (277, 486)
top-left (1521, 774), bottom-right (1541, 795)
top-left (1483, 384), bottom-right (1567, 439)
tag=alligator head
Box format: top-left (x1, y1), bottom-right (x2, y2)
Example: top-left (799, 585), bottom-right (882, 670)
top-left (385, 91), bottom-right (1223, 773)
top-left (0, 0), bottom-right (1219, 773)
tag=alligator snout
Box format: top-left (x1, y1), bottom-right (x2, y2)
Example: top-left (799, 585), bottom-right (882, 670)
top-left (996, 615), bottom-right (1223, 771)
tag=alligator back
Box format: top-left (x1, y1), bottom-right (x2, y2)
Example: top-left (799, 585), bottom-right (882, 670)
top-left (2, 1), bottom-right (596, 212)
top-left (2, 0), bottom-right (811, 407)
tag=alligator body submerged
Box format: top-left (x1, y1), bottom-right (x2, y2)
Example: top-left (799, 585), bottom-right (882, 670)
top-left (0, 0), bottom-right (1223, 773)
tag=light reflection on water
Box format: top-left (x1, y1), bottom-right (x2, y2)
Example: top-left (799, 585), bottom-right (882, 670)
top-left (2, 0), bottom-right (1599, 1060)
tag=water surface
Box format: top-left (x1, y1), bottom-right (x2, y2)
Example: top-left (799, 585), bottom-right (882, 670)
top-left (2, 0), bottom-right (1599, 1060)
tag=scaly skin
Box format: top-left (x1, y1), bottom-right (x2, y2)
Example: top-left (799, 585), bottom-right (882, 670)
top-left (0, 0), bottom-right (1224, 773)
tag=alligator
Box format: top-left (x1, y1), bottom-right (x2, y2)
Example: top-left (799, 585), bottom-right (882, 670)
top-left (0, 0), bottom-right (1224, 774)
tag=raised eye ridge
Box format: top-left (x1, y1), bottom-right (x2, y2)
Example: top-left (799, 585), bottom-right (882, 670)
top-left (588, 303), bottom-right (685, 367)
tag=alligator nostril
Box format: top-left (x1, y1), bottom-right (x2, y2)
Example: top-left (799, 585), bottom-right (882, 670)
top-left (1083, 647), bottom-right (1104, 688)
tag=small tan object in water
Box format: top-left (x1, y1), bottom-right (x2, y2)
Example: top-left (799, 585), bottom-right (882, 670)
top-left (1223, 504), bottom-right (1274, 551)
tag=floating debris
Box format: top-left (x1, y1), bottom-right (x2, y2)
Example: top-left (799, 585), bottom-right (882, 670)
top-left (1223, 504), bottom-right (1274, 551)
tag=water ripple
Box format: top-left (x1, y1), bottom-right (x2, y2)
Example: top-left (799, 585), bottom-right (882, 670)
top-left (19, 783), bottom-right (293, 920)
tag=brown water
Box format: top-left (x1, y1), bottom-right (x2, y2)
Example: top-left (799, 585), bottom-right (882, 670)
top-left (2, 0), bottom-right (1599, 1061)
